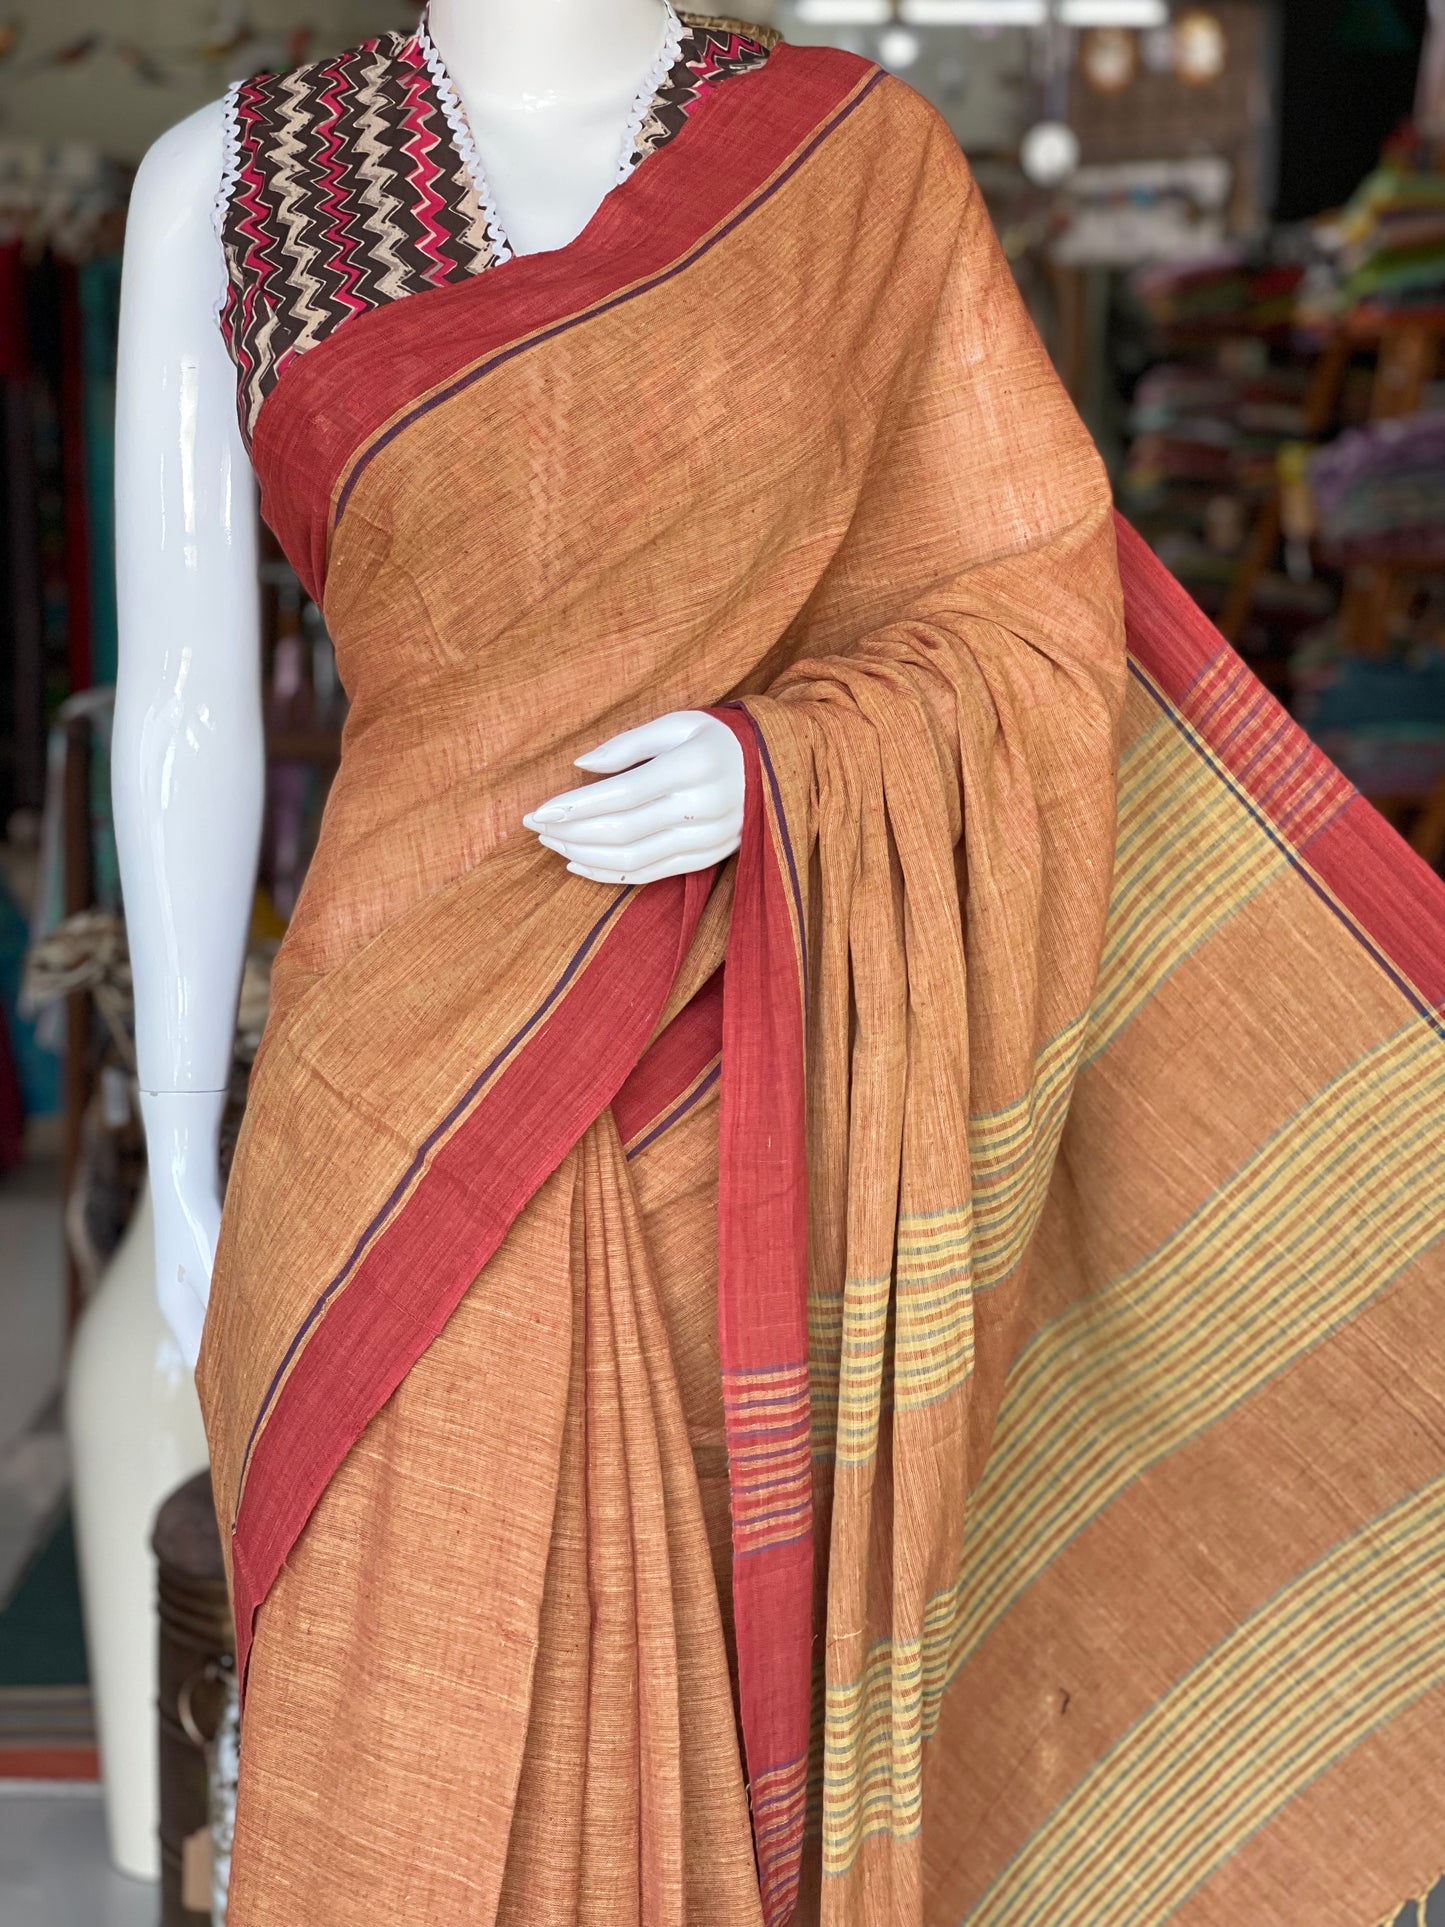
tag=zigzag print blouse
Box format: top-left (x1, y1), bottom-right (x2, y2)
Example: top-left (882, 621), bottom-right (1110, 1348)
top-left (216, 8), bottom-right (775, 439)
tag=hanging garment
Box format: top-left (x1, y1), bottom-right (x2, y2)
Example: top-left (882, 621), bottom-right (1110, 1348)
top-left (199, 15), bottom-right (1445, 1927)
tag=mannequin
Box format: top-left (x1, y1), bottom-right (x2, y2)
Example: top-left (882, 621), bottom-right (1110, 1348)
top-left (112, 0), bottom-right (746, 1368)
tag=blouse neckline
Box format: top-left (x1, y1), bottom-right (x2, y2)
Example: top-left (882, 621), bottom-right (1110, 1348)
top-left (410, 2), bottom-right (687, 265)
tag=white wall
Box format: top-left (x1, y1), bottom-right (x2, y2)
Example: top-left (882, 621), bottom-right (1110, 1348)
top-left (777, 5), bottom-right (1031, 151)
top-left (0, 1), bottom-right (407, 161)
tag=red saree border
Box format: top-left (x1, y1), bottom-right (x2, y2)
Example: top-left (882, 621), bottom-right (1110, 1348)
top-left (1114, 514), bottom-right (1445, 1020)
top-left (614, 702), bottom-right (810, 1167)
top-left (712, 706), bottom-right (812, 1927)
top-left (249, 44), bottom-right (882, 604)
top-left (229, 866), bottom-right (713, 1694)
top-left (614, 966), bottom-right (724, 1155)
top-left (230, 702), bottom-right (815, 1922)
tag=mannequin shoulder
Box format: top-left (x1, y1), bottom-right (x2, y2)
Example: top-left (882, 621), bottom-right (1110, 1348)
top-left (127, 98), bottom-right (231, 245)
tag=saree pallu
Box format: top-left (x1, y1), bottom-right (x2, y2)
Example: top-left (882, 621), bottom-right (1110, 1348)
top-left (199, 43), bottom-right (1445, 1927)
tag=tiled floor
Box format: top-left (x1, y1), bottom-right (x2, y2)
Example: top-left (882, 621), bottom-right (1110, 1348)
top-left (0, 1157), bottom-right (117, 1922)
top-left (0, 1787), bottom-right (157, 1926)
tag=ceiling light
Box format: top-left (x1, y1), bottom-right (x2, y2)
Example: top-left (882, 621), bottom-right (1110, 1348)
top-left (795, 0), bottom-right (892, 23)
top-left (1059, 0), bottom-right (1170, 24)
top-left (900, 0), bottom-right (1048, 20)
top-left (878, 23), bottom-right (924, 63)
top-left (1020, 118), bottom-right (1081, 185)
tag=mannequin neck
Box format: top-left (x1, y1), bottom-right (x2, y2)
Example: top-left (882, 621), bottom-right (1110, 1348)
top-left (426, 0), bottom-right (672, 108)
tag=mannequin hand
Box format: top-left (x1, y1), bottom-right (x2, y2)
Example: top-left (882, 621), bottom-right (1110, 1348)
top-left (523, 711), bottom-right (744, 885)
top-left (140, 1089), bottom-right (225, 1370)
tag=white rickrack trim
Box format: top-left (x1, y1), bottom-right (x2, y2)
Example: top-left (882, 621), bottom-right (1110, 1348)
top-left (615, 1), bottom-right (685, 183)
top-left (414, 8), bottom-right (514, 262)
top-left (212, 79), bottom-right (245, 319)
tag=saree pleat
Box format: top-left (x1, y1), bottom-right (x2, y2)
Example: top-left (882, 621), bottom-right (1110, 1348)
top-left (229, 1158), bottom-right (580, 1923)
top-left (234, 1110), bottom-right (763, 1927)
top-left (201, 35), bottom-right (1445, 1927)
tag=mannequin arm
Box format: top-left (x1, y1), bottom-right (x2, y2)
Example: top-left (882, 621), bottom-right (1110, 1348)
top-left (112, 102), bottom-right (263, 1362)
top-left (523, 712), bottom-right (744, 884)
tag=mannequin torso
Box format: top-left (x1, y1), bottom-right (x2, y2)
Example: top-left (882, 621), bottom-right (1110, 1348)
top-left (113, 0), bottom-right (746, 1363)
top-left (428, 0), bottom-right (675, 255)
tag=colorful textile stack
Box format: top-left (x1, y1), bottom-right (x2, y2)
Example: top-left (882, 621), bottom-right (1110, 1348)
top-left (1130, 248), bottom-right (1305, 341)
top-left (1122, 359), bottom-right (1336, 636)
top-left (1310, 410), bottom-right (1445, 564)
top-left (1126, 361), bottom-right (1316, 504)
top-left (1293, 627), bottom-right (1445, 797)
top-left (1302, 165), bottom-right (1445, 332)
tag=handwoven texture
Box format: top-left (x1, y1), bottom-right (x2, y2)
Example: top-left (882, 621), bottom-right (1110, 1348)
top-left (199, 36), bottom-right (1445, 1927)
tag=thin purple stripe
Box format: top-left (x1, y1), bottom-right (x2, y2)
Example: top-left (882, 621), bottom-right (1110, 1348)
top-left (735, 1522), bottom-right (812, 1557)
top-left (729, 1385), bottom-right (810, 1410)
top-left (623, 1057), bottom-right (721, 1161)
top-left (753, 719), bottom-right (810, 1006)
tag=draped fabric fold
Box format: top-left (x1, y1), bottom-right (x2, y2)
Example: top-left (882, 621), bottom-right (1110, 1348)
top-left (199, 34), bottom-right (1445, 1927)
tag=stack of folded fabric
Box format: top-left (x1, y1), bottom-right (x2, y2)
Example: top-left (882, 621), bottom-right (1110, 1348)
top-left (1292, 621), bottom-right (1445, 797)
top-left (1310, 411), bottom-right (1445, 565)
top-left (1131, 248), bottom-right (1305, 342)
top-left (1122, 361), bottom-right (1335, 639)
top-left (1125, 361), bottom-right (1316, 505)
top-left (1303, 165), bottom-right (1445, 333)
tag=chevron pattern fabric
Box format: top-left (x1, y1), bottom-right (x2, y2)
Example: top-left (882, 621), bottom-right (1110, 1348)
top-left (218, 13), bottom-right (774, 439)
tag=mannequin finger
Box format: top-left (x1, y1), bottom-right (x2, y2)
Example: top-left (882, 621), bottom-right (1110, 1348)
top-left (534, 793), bottom-right (717, 848)
top-left (566, 848), bottom-right (726, 887)
top-left (527, 725), bottom-right (742, 830)
top-left (525, 760), bottom-right (682, 827)
top-left (573, 711), bottom-right (708, 774)
top-left (539, 819), bottom-right (721, 873)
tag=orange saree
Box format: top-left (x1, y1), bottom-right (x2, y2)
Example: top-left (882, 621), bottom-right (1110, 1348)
top-left (201, 23), bottom-right (1445, 1927)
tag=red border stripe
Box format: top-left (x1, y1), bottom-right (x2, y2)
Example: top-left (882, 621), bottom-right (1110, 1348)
top-left (1115, 513), bottom-right (1445, 1015)
top-left (713, 707), bottom-right (813, 1927)
top-left (613, 967), bottom-right (724, 1152)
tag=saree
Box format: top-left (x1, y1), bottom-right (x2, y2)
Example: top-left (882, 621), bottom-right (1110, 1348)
top-left (199, 25), bottom-right (1445, 1927)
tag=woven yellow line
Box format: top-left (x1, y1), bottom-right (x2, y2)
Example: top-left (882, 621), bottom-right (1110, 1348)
top-left (832, 1265), bottom-right (893, 1465)
top-left (951, 1025), bottom-right (1437, 1647)
top-left (1085, 720), bottom-right (1287, 1066)
top-left (964, 1475), bottom-right (1445, 1926)
top-left (814, 1013), bottom-right (1090, 1459)
top-left (969, 1023), bottom-right (1086, 1289)
top-left (817, 1021), bottom-right (1444, 1877)
top-left (822, 1635), bottom-right (926, 1870)
top-left (894, 1203), bottom-right (974, 1408)
top-left (808, 1291), bottom-right (844, 1449)
top-left (966, 1017), bottom-right (1088, 1158)
top-left (950, 1021), bottom-right (1442, 1658)
top-left (836, 1024), bottom-right (1091, 1448)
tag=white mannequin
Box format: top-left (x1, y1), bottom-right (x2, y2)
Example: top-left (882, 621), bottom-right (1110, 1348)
top-left (113, 0), bottom-right (746, 1369)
